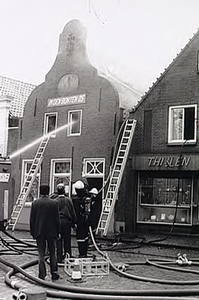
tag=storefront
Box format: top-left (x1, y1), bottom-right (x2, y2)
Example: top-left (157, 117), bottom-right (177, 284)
top-left (132, 154), bottom-right (199, 229)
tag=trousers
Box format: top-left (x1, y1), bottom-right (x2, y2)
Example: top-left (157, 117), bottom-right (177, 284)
top-left (57, 218), bottom-right (72, 262)
top-left (76, 217), bottom-right (89, 257)
top-left (36, 236), bottom-right (58, 279)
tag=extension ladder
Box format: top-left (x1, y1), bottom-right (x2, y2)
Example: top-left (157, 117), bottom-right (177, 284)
top-left (96, 119), bottom-right (137, 236)
top-left (7, 135), bottom-right (50, 231)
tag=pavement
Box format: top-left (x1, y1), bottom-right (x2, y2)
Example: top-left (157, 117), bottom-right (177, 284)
top-left (1, 230), bottom-right (199, 299)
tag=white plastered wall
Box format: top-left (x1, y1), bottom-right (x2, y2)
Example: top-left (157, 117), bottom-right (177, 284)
top-left (0, 96), bottom-right (12, 157)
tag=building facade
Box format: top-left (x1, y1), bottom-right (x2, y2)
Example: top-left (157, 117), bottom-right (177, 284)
top-left (11, 19), bottom-right (141, 230)
top-left (0, 77), bottom-right (35, 224)
top-left (121, 29), bottom-right (199, 234)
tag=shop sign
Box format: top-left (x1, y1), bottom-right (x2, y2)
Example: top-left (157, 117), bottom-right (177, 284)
top-left (148, 156), bottom-right (191, 167)
top-left (47, 94), bottom-right (86, 107)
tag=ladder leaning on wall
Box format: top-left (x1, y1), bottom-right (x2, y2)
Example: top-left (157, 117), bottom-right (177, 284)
top-left (96, 118), bottom-right (137, 236)
top-left (7, 135), bottom-right (50, 231)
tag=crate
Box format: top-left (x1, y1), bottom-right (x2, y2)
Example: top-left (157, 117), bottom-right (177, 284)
top-left (64, 256), bottom-right (109, 277)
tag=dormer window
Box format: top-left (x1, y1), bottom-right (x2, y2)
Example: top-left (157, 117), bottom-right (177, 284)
top-left (168, 105), bottom-right (197, 144)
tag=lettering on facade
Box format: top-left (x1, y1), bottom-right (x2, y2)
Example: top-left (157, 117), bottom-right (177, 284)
top-left (148, 156), bottom-right (191, 167)
top-left (47, 94), bottom-right (86, 107)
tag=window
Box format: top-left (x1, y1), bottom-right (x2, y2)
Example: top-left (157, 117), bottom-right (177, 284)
top-left (168, 105), bottom-right (197, 144)
top-left (21, 160), bottom-right (40, 204)
top-left (82, 158), bottom-right (105, 177)
top-left (68, 110), bottom-right (82, 136)
top-left (8, 117), bottom-right (19, 128)
top-left (138, 175), bottom-right (192, 206)
top-left (137, 173), bottom-right (193, 224)
top-left (44, 113), bottom-right (57, 137)
top-left (50, 159), bottom-right (71, 196)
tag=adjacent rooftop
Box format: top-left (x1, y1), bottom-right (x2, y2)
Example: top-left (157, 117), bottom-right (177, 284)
top-left (0, 76), bottom-right (36, 118)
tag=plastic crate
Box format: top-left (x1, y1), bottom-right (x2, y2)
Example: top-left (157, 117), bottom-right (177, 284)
top-left (64, 256), bottom-right (109, 277)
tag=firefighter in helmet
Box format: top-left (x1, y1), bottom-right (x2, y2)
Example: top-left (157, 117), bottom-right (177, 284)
top-left (72, 180), bottom-right (91, 258)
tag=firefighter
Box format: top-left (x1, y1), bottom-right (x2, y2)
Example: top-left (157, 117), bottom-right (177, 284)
top-left (72, 180), bottom-right (91, 258)
top-left (49, 183), bottom-right (68, 199)
top-left (89, 188), bottom-right (99, 238)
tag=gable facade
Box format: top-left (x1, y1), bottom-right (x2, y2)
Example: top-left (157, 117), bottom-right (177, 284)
top-left (11, 20), bottom-right (126, 229)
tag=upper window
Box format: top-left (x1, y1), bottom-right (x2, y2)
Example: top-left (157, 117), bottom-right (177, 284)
top-left (44, 113), bottom-right (58, 138)
top-left (168, 105), bottom-right (197, 144)
top-left (68, 110), bottom-right (82, 136)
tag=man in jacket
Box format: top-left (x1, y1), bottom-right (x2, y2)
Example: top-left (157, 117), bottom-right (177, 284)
top-left (30, 184), bottom-right (60, 280)
top-left (72, 180), bottom-right (91, 258)
top-left (55, 183), bottom-right (77, 262)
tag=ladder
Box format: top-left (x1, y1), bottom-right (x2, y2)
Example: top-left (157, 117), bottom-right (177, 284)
top-left (96, 119), bottom-right (137, 236)
top-left (7, 135), bottom-right (50, 231)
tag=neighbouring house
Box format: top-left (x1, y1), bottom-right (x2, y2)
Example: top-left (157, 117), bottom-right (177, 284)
top-left (0, 76), bottom-right (35, 157)
top-left (0, 76), bottom-right (35, 223)
top-left (120, 28), bottom-right (199, 234)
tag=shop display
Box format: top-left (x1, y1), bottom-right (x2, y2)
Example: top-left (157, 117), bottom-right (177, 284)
top-left (137, 175), bottom-right (194, 225)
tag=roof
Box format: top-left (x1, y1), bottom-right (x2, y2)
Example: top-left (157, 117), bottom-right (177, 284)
top-left (0, 76), bottom-right (36, 118)
top-left (98, 69), bottom-right (143, 111)
top-left (132, 28), bottom-right (199, 111)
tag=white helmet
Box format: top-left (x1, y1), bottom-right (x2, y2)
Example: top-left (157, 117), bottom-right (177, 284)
top-left (74, 180), bottom-right (84, 189)
top-left (90, 188), bottom-right (98, 195)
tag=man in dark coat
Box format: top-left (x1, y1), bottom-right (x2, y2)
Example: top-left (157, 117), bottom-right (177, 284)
top-left (72, 180), bottom-right (91, 258)
top-left (30, 184), bottom-right (61, 280)
top-left (55, 183), bottom-right (77, 262)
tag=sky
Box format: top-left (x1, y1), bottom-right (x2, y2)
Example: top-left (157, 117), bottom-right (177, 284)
top-left (1, 0), bottom-right (199, 93)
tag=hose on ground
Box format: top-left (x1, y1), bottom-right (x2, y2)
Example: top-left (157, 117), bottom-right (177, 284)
top-left (4, 257), bottom-right (199, 299)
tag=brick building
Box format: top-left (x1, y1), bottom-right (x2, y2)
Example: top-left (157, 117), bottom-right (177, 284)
top-left (0, 76), bottom-right (35, 157)
top-left (120, 28), bottom-right (199, 234)
top-left (11, 19), bottom-right (141, 230)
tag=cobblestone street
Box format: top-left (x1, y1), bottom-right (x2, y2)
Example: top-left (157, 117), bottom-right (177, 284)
top-left (1, 230), bottom-right (199, 299)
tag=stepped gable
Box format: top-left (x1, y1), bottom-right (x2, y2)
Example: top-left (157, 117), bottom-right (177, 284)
top-left (0, 76), bottom-right (35, 117)
top-left (99, 69), bottom-right (142, 110)
top-left (132, 28), bottom-right (199, 111)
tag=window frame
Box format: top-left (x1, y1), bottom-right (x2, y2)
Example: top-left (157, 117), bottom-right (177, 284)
top-left (168, 104), bottom-right (197, 145)
top-left (21, 159), bottom-right (41, 206)
top-left (50, 158), bottom-right (72, 196)
top-left (67, 110), bottom-right (82, 136)
top-left (44, 112), bottom-right (58, 138)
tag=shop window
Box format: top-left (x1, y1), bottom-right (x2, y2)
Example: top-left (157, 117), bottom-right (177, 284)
top-left (139, 176), bottom-right (192, 206)
top-left (50, 159), bottom-right (71, 196)
top-left (138, 174), bottom-right (192, 225)
top-left (68, 110), bottom-right (82, 136)
top-left (44, 113), bottom-right (57, 137)
top-left (168, 105), bottom-right (196, 144)
top-left (21, 160), bottom-right (40, 204)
